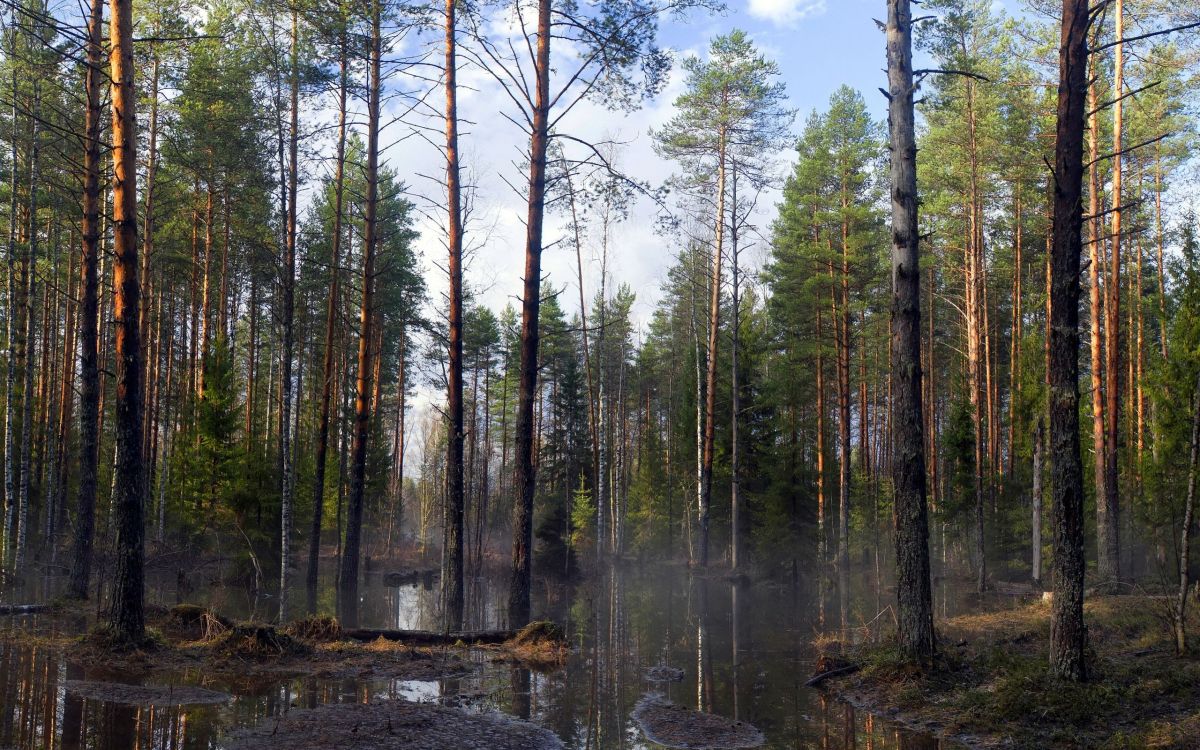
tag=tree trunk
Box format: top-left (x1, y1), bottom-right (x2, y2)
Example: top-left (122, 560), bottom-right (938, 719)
top-left (1007, 187), bottom-right (1023, 479)
top-left (107, 0), bottom-right (146, 644)
top-left (1099, 0), bottom-right (1124, 584)
top-left (338, 0), bottom-right (380, 629)
top-left (966, 79), bottom-right (986, 596)
top-left (566, 169), bottom-right (600, 557)
top-left (1087, 80), bottom-right (1109, 582)
top-left (1032, 417), bottom-right (1044, 586)
top-left (14, 87), bottom-right (40, 572)
top-left (729, 169), bottom-right (742, 572)
top-left (1048, 0), bottom-right (1089, 682)
top-left (2, 71), bottom-right (17, 564)
top-left (245, 277), bottom-right (257, 443)
top-left (198, 184), bottom-right (212, 400)
top-left (831, 264), bottom-right (850, 633)
top-left (307, 29), bottom-right (348, 615)
top-left (507, 0), bottom-right (551, 628)
top-left (888, 0), bottom-right (934, 665)
top-left (1174, 371), bottom-right (1200, 655)
top-left (699, 137), bottom-right (727, 569)
top-left (278, 7), bottom-right (300, 624)
top-left (816, 308), bottom-right (826, 627)
top-left (1154, 152), bottom-right (1167, 361)
top-left (140, 53), bottom-right (160, 460)
top-left (444, 0), bottom-right (466, 631)
top-left (50, 250), bottom-right (78, 561)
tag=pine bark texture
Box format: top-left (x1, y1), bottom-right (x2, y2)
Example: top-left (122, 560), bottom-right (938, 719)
top-left (887, 0), bottom-right (934, 665)
top-left (107, 0), bottom-right (147, 644)
top-left (68, 0), bottom-right (104, 600)
top-left (339, 0), bottom-right (381, 629)
top-left (1048, 0), bottom-right (1089, 682)
top-left (307, 33), bottom-right (347, 615)
top-left (507, 0), bottom-right (551, 629)
top-left (444, 0), bottom-right (466, 631)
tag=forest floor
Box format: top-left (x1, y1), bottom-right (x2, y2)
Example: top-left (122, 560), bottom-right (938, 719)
top-left (820, 594), bottom-right (1200, 749)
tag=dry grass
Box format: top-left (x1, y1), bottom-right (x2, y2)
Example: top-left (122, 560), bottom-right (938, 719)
top-left (283, 615), bottom-right (342, 642)
top-left (822, 595), bottom-right (1200, 749)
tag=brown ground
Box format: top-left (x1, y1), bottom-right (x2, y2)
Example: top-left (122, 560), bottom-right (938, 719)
top-left (822, 595), bottom-right (1200, 749)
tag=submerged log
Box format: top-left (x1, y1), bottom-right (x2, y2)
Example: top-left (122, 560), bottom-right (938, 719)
top-left (805, 653), bottom-right (860, 687)
top-left (382, 568), bottom-right (439, 587)
top-left (342, 627), bottom-right (517, 645)
top-left (0, 604), bottom-right (49, 615)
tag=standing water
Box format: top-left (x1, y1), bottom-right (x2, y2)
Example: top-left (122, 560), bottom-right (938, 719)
top-left (0, 565), bottom-right (957, 748)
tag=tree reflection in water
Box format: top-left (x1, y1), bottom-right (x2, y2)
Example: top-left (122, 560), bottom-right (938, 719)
top-left (0, 565), bottom-right (954, 748)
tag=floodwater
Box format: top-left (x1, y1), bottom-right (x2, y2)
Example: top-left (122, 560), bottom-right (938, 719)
top-left (0, 563), bottom-right (965, 749)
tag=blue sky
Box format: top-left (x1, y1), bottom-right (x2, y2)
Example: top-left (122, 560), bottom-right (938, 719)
top-left (410, 0), bottom-right (1001, 329)
top-left (661, 0), bottom-right (904, 122)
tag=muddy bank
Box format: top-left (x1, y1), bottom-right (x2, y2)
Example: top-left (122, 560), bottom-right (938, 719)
top-left (632, 693), bottom-right (764, 749)
top-left (818, 596), bottom-right (1200, 749)
top-left (0, 603), bottom-right (565, 686)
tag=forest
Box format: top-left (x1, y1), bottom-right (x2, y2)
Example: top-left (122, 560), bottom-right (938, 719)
top-left (0, 0), bottom-right (1199, 747)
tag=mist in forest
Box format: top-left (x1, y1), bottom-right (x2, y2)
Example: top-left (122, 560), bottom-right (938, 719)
top-left (1, 0), bottom-right (1199, 746)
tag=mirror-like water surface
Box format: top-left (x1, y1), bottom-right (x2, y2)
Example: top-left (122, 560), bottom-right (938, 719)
top-left (0, 565), bottom-right (965, 749)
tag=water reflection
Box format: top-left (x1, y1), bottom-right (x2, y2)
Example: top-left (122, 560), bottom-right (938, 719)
top-left (0, 565), bottom-right (959, 749)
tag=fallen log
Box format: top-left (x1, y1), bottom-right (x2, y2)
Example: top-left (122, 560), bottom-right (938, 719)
top-left (804, 664), bottom-right (859, 687)
top-left (341, 627), bottom-right (518, 645)
top-left (0, 604), bottom-right (48, 616)
top-left (381, 569), bottom-right (439, 587)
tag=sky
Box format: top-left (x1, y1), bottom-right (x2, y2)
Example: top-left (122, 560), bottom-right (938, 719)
top-left (369, 0), bottom-right (1031, 429)
top-left (384, 0), bottom-right (969, 338)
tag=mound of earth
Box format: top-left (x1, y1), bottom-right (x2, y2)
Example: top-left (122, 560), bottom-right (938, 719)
top-left (632, 693), bottom-right (764, 749)
top-left (64, 680), bottom-right (231, 706)
top-left (212, 623), bottom-right (311, 658)
top-left (224, 699), bottom-right (563, 750)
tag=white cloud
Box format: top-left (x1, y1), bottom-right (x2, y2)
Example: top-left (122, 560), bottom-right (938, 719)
top-left (746, 0), bottom-right (826, 27)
